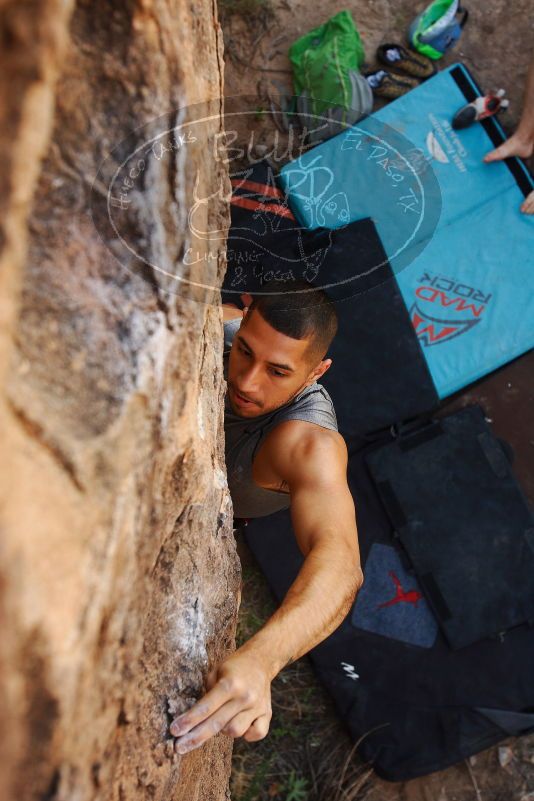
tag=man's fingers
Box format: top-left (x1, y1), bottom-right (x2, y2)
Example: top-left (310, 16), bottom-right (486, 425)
top-left (221, 710), bottom-right (259, 739)
top-left (243, 713), bottom-right (271, 742)
top-left (174, 699), bottom-right (253, 753)
top-left (170, 670), bottom-right (260, 737)
top-left (170, 675), bottom-right (235, 736)
top-left (221, 709), bottom-right (272, 741)
top-left (205, 667), bottom-right (218, 691)
top-left (170, 651), bottom-right (273, 752)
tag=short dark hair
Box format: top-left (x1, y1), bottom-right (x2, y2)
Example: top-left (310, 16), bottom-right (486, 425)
top-left (246, 280), bottom-right (338, 365)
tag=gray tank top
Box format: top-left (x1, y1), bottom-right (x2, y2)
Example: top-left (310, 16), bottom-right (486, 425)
top-left (223, 317), bottom-right (338, 518)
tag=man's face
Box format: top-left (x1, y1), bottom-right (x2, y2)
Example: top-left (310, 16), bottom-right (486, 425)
top-left (227, 308), bottom-right (331, 418)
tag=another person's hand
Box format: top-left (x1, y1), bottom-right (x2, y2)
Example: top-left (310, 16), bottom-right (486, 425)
top-left (169, 647), bottom-right (273, 753)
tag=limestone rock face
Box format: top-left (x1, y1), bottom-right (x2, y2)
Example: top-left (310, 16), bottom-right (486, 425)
top-left (0, 2), bottom-right (239, 800)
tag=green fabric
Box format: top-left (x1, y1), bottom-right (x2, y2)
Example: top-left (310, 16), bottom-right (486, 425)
top-left (410, 0), bottom-right (458, 59)
top-left (289, 10), bottom-right (365, 117)
top-left (415, 0), bottom-right (458, 33)
top-left (412, 40), bottom-right (444, 60)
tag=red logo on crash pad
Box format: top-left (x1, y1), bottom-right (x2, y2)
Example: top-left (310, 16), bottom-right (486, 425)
top-left (410, 274), bottom-right (492, 347)
top-left (377, 571), bottom-right (423, 609)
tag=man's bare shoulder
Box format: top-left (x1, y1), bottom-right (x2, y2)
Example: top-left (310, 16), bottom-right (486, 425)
top-left (253, 419), bottom-right (347, 493)
top-left (266, 419), bottom-right (345, 453)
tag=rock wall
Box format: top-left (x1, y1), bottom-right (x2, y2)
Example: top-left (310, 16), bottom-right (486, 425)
top-left (0, 2), bottom-right (240, 800)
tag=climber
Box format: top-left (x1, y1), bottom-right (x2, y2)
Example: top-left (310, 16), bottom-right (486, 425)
top-left (169, 281), bottom-right (362, 753)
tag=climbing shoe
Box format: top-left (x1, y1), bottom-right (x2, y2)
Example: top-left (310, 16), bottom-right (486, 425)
top-left (376, 42), bottom-right (437, 79)
top-left (364, 69), bottom-right (420, 99)
top-left (452, 89), bottom-right (509, 129)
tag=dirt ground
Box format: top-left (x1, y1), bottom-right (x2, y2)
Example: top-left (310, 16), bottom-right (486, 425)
top-left (221, 0), bottom-right (533, 136)
top-left (218, 1), bottom-right (534, 799)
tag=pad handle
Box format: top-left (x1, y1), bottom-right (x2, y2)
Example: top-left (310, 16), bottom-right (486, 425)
top-left (457, 6), bottom-right (469, 27)
top-left (475, 707), bottom-right (534, 736)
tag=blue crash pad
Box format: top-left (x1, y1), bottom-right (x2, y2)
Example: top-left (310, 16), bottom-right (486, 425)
top-left (278, 64), bottom-right (534, 399)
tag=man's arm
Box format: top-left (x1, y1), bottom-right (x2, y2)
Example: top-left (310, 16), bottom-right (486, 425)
top-left (170, 423), bottom-right (362, 752)
top-left (243, 422), bottom-right (362, 673)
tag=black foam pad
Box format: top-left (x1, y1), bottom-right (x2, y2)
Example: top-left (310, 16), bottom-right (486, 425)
top-left (365, 405), bottom-right (534, 649)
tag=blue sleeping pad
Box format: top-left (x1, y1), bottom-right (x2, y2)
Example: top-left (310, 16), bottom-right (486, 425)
top-left (278, 64), bottom-right (534, 399)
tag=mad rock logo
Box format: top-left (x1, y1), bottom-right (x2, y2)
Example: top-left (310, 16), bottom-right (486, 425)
top-left (410, 271), bottom-right (492, 347)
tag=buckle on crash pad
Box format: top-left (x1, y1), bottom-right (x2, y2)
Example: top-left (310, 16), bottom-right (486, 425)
top-left (389, 416), bottom-right (442, 451)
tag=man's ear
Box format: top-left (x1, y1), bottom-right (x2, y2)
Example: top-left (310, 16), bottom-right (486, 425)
top-left (240, 293), bottom-right (253, 321)
top-left (308, 358), bottom-right (332, 383)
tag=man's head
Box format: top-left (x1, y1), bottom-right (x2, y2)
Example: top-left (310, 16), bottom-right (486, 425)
top-left (227, 280), bottom-right (338, 418)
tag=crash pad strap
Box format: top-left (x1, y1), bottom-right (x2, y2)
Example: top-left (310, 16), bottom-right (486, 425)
top-left (398, 421), bottom-right (444, 452)
top-left (478, 432), bottom-right (510, 479)
top-left (475, 708), bottom-right (534, 736)
top-left (376, 480), bottom-right (407, 529)
top-left (420, 572), bottom-right (453, 622)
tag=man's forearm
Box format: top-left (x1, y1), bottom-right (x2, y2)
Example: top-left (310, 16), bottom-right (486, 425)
top-left (238, 541), bottom-right (362, 679)
top-left (168, 540), bottom-right (361, 752)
